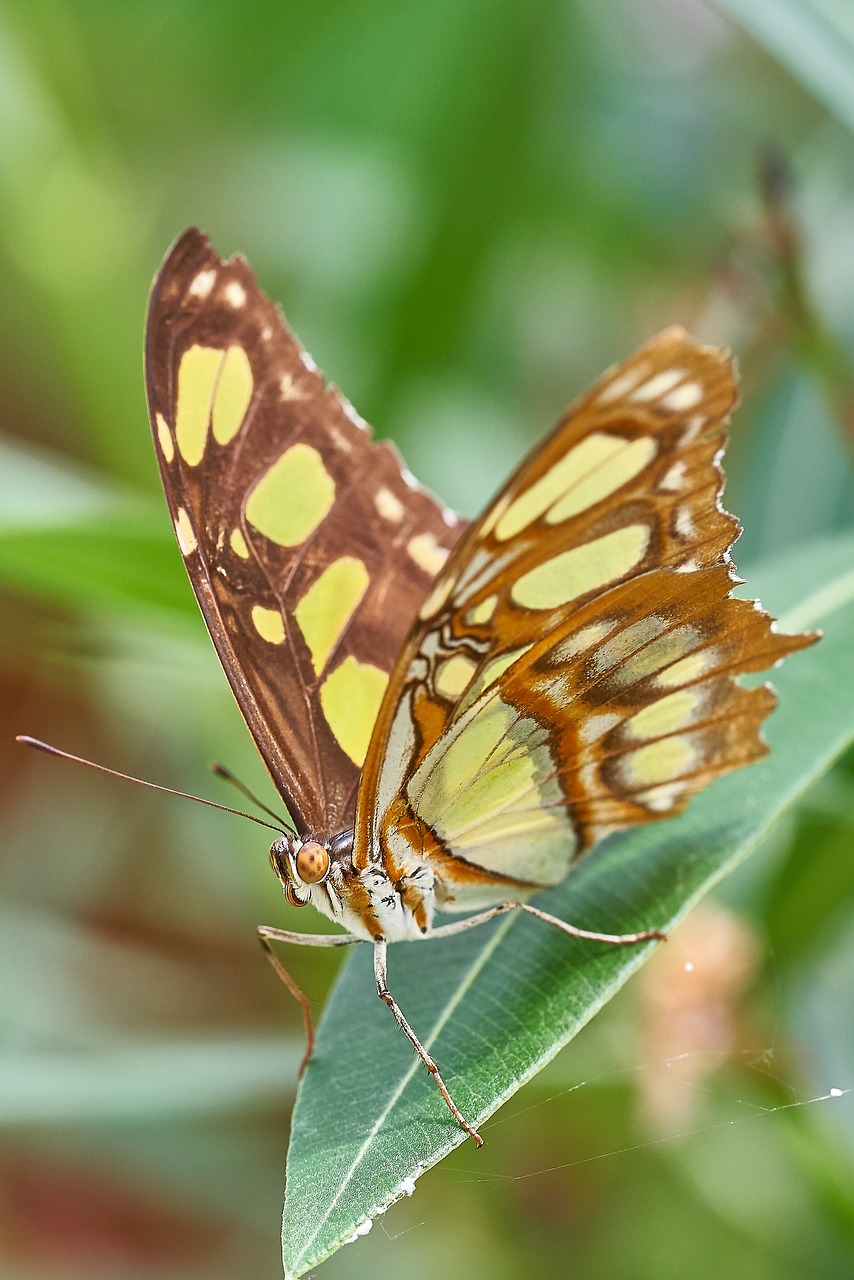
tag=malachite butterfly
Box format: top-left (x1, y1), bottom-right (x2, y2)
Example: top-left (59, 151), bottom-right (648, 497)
top-left (143, 228), bottom-right (818, 1145)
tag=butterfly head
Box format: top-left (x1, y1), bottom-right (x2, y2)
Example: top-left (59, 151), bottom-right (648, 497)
top-left (268, 831), bottom-right (353, 910)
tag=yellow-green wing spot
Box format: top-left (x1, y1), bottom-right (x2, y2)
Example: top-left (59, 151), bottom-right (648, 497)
top-left (156, 412), bottom-right (175, 463)
top-left (212, 345), bottom-right (253, 444)
top-left (175, 345), bottom-right (224, 466)
top-left (411, 696), bottom-right (575, 883)
top-left (657, 650), bottom-right (712, 688)
top-left (626, 688), bottom-right (700, 740)
top-left (251, 605), bottom-right (285, 644)
top-left (622, 736), bottom-right (696, 787)
top-left (551, 620), bottom-right (617, 664)
top-left (412, 696), bottom-right (516, 802)
top-left (230, 528), bottom-right (250, 559)
top-left (320, 656), bottom-right (388, 766)
top-left (495, 433), bottom-right (656, 541)
top-left (590, 615), bottom-right (668, 674)
top-left (294, 556), bottom-right (370, 675)
top-left (546, 436), bottom-right (656, 524)
top-left (511, 524), bottom-right (649, 610)
top-left (456, 646), bottom-right (531, 716)
top-left (419, 574), bottom-right (456, 622)
top-left (246, 443), bottom-right (335, 547)
top-left (465, 595), bottom-right (497, 625)
top-left (606, 624), bottom-right (702, 686)
top-left (435, 654), bottom-right (478, 700)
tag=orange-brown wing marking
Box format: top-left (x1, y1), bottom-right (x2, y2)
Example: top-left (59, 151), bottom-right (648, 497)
top-left (353, 328), bottom-right (817, 891)
top-left (145, 228), bottom-right (465, 836)
top-left (497, 562), bottom-right (816, 849)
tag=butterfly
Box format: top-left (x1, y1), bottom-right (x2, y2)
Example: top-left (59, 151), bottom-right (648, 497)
top-left (144, 228), bottom-right (818, 1145)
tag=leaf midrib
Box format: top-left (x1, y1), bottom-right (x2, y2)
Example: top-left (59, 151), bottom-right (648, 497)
top-left (290, 911), bottom-right (516, 1263)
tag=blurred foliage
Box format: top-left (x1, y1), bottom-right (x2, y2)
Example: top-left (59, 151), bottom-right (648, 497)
top-left (1, 1), bottom-right (854, 1277)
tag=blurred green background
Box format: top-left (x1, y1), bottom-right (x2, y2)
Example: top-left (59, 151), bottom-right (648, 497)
top-left (2, 1), bottom-right (854, 1276)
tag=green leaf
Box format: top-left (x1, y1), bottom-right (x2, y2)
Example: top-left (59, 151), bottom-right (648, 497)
top-left (281, 533), bottom-right (854, 1277)
top-left (716, 0), bottom-right (854, 135)
top-left (0, 436), bottom-right (193, 620)
top-left (0, 1036), bottom-right (304, 1126)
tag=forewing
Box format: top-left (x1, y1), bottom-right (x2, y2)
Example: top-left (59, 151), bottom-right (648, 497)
top-left (355, 328), bottom-right (818, 903)
top-left (145, 229), bottom-right (464, 835)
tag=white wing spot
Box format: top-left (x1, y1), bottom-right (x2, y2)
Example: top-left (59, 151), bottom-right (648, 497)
top-left (675, 506), bottom-right (696, 538)
top-left (280, 372), bottom-right (306, 401)
top-left (299, 348), bottom-right (318, 373)
top-left (643, 786), bottom-right (679, 811)
top-left (223, 281), bottom-right (247, 308)
top-left (579, 712), bottom-right (620, 745)
top-left (188, 269), bottom-right (216, 299)
top-left (407, 532), bottom-right (449, 575)
top-left (596, 362), bottom-right (650, 404)
top-left (662, 381), bottom-right (703, 412)
top-left (327, 424), bottom-right (353, 453)
top-left (578, 760), bottom-right (599, 794)
top-left (400, 468), bottom-right (419, 490)
top-left (375, 487), bottom-right (404, 522)
top-left (174, 507), bottom-right (197, 556)
top-left (661, 461), bottom-right (686, 491)
top-left (261, 324), bottom-right (272, 341)
top-left (681, 415), bottom-right (706, 444)
top-left (630, 368), bottom-right (685, 402)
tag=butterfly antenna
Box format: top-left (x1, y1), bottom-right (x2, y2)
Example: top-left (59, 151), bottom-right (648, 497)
top-left (210, 762), bottom-right (295, 835)
top-left (15, 736), bottom-right (287, 836)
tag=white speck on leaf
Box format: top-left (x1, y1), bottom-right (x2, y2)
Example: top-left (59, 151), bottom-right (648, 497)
top-left (343, 1218), bottom-right (373, 1245)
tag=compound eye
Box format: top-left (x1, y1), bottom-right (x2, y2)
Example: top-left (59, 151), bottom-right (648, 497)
top-left (295, 841), bottom-right (330, 885)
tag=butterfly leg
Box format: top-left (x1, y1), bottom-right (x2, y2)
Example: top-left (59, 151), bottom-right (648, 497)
top-left (507, 901), bottom-right (665, 945)
top-left (428, 901), bottom-right (666, 945)
top-left (258, 925), bottom-right (361, 1077)
top-left (373, 939), bottom-right (484, 1148)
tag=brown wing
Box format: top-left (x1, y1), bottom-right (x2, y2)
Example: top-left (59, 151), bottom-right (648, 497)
top-left (354, 328), bottom-right (818, 898)
top-left (145, 228), bottom-right (465, 836)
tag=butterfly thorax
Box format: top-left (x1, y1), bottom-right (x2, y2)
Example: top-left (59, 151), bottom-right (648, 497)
top-left (268, 832), bottom-right (435, 942)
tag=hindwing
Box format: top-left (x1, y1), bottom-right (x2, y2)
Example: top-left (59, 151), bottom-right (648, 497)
top-left (354, 329), bottom-right (819, 906)
top-left (145, 229), bottom-right (464, 836)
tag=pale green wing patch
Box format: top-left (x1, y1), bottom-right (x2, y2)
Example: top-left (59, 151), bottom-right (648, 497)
top-left (407, 689), bottom-right (577, 900)
top-left (282, 535), bottom-right (854, 1279)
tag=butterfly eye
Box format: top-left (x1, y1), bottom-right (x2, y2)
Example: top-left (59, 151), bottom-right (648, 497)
top-left (295, 841), bottom-right (330, 885)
